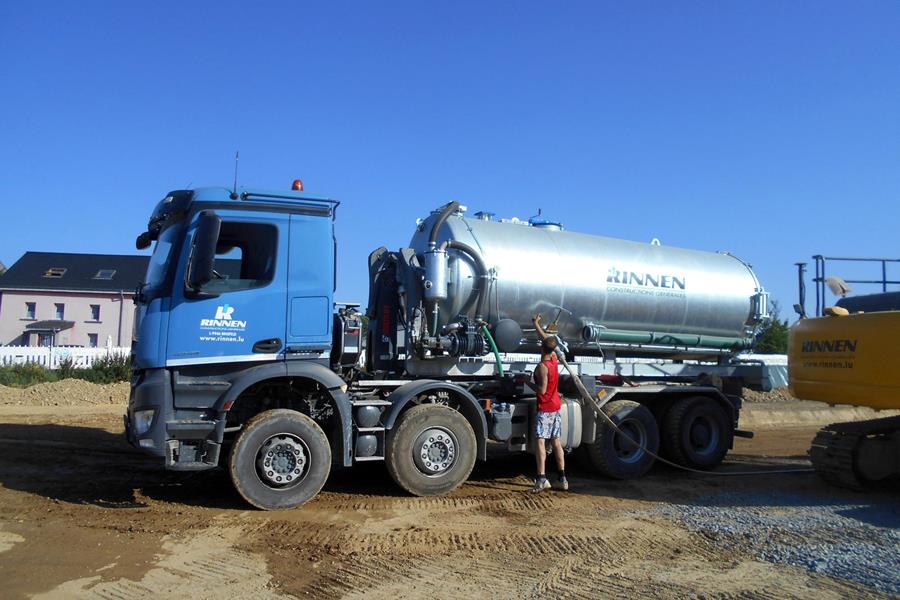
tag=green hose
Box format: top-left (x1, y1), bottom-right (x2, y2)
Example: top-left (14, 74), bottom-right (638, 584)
top-left (482, 324), bottom-right (504, 377)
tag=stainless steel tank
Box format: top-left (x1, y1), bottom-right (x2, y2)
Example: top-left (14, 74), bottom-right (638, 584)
top-left (409, 208), bottom-right (768, 353)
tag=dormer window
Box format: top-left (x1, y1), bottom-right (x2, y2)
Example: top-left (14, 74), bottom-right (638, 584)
top-left (43, 267), bottom-right (67, 278)
top-left (93, 269), bottom-right (117, 280)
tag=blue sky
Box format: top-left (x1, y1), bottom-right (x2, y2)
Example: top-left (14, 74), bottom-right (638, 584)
top-left (2, 2), bottom-right (898, 321)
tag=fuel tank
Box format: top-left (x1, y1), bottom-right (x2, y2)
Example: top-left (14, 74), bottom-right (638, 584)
top-left (409, 208), bottom-right (767, 355)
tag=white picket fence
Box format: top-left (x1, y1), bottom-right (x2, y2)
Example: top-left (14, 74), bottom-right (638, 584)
top-left (0, 346), bottom-right (130, 369)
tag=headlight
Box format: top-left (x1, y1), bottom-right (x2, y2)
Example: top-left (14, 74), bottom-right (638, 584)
top-left (134, 409), bottom-right (155, 436)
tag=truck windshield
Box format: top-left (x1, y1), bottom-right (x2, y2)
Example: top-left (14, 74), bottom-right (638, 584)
top-left (141, 224), bottom-right (183, 301)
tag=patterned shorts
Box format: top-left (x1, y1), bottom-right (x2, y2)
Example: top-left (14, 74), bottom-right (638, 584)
top-left (535, 410), bottom-right (561, 439)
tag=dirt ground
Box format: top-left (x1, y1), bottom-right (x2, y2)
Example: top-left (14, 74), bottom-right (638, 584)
top-left (0, 389), bottom-right (897, 598)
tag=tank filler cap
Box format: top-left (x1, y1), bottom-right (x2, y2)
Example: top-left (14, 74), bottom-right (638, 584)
top-left (528, 208), bottom-right (563, 230)
top-left (529, 218), bottom-right (563, 231)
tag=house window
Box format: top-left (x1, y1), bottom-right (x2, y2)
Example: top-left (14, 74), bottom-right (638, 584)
top-left (93, 269), bottom-right (116, 280)
top-left (38, 333), bottom-right (53, 347)
top-left (88, 334), bottom-right (99, 348)
top-left (24, 302), bottom-right (36, 319)
top-left (90, 304), bottom-right (101, 321)
top-left (43, 267), bottom-right (67, 278)
top-left (55, 303), bottom-right (65, 319)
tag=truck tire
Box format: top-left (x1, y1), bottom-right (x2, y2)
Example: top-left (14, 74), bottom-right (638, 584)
top-left (585, 400), bottom-right (659, 479)
top-left (229, 409), bottom-right (331, 510)
top-left (661, 396), bottom-right (732, 469)
top-left (386, 404), bottom-right (476, 496)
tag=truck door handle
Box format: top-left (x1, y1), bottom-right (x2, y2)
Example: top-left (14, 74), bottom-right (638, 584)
top-left (252, 338), bottom-right (283, 353)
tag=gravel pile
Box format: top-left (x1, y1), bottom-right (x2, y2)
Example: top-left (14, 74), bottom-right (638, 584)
top-left (639, 491), bottom-right (900, 594)
top-left (742, 387), bottom-right (796, 403)
top-left (0, 380), bottom-right (129, 406)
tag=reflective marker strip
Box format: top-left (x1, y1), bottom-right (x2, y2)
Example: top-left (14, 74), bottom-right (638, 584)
top-left (166, 354), bottom-right (281, 367)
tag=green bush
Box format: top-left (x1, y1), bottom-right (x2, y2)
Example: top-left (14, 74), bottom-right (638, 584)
top-left (0, 354), bottom-right (131, 388)
top-left (57, 357), bottom-right (77, 380)
top-left (77, 354), bottom-right (132, 384)
top-left (0, 362), bottom-right (57, 387)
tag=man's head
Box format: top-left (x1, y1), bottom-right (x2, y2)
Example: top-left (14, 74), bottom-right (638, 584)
top-left (541, 336), bottom-right (558, 356)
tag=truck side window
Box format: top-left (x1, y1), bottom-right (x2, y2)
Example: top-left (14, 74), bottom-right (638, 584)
top-left (201, 222), bottom-right (277, 293)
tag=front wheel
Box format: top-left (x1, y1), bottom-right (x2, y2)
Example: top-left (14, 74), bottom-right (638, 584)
top-left (585, 400), bottom-right (659, 479)
top-left (229, 409), bottom-right (331, 510)
top-left (386, 404), bottom-right (476, 496)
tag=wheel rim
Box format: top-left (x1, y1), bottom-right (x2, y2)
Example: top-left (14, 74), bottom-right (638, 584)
top-left (255, 433), bottom-right (310, 489)
top-left (688, 414), bottom-right (719, 456)
top-left (412, 426), bottom-right (458, 477)
top-left (613, 419), bottom-right (647, 464)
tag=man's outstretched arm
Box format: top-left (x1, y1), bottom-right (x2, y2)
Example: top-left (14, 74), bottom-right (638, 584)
top-left (532, 313), bottom-right (551, 341)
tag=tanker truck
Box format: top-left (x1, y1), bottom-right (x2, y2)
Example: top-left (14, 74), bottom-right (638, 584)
top-left (126, 183), bottom-right (773, 509)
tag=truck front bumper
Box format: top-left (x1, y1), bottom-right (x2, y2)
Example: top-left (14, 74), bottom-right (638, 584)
top-left (126, 368), bottom-right (222, 469)
top-left (126, 368), bottom-right (170, 457)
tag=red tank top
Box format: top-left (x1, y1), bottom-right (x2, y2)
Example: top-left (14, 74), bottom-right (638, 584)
top-left (537, 354), bottom-right (561, 412)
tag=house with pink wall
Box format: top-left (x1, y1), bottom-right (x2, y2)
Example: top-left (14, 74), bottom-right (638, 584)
top-left (0, 252), bottom-right (149, 347)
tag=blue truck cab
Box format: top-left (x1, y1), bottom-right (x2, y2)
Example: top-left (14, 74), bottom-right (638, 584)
top-left (127, 186), bottom-right (365, 508)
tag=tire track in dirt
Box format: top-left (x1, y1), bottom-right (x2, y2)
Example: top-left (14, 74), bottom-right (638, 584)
top-left (32, 523), bottom-right (282, 600)
top-left (244, 505), bottom-right (873, 600)
top-left (310, 489), bottom-right (559, 513)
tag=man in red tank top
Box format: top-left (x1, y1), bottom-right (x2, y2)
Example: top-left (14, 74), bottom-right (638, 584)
top-left (529, 315), bottom-right (568, 492)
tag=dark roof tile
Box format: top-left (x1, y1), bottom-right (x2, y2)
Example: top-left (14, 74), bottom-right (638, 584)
top-left (0, 252), bottom-right (150, 293)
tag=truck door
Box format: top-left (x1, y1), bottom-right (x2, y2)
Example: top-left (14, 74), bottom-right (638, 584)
top-left (165, 211), bottom-right (289, 367)
top-left (285, 212), bottom-right (335, 357)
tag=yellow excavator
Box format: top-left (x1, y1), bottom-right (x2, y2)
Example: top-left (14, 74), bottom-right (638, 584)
top-left (788, 256), bottom-right (900, 488)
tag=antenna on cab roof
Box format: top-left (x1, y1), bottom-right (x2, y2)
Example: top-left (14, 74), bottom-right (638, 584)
top-left (230, 151), bottom-right (240, 200)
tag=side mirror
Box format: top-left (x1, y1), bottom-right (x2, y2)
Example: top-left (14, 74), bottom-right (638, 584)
top-left (186, 211), bottom-right (221, 295)
top-left (136, 231), bottom-right (153, 250)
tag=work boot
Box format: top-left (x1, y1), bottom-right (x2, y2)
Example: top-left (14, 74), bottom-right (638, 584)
top-left (531, 476), bottom-right (551, 493)
top-left (554, 474), bottom-right (569, 491)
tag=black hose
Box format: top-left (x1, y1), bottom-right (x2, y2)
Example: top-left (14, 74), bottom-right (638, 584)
top-left (440, 239), bottom-right (489, 321)
top-left (429, 201), bottom-right (460, 247)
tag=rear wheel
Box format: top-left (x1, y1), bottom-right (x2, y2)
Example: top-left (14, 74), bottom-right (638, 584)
top-left (661, 396), bottom-right (732, 469)
top-left (229, 409), bottom-right (331, 510)
top-left (386, 404), bottom-right (476, 496)
top-left (585, 400), bottom-right (659, 479)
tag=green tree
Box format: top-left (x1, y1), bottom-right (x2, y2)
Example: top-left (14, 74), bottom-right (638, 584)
top-left (754, 300), bottom-right (790, 354)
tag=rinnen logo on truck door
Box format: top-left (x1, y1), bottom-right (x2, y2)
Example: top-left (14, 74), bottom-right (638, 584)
top-left (200, 304), bottom-right (248, 329)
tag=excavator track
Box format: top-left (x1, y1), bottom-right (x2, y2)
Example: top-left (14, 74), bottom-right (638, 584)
top-left (809, 426), bottom-right (864, 489)
top-left (809, 416), bottom-right (900, 490)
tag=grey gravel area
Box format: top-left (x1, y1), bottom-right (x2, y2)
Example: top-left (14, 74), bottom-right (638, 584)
top-left (637, 491), bottom-right (900, 594)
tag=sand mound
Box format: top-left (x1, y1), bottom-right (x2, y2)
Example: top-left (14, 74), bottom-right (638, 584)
top-left (0, 379), bottom-right (129, 407)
